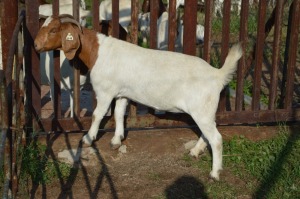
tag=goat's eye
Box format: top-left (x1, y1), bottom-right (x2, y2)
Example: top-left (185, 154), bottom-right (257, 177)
top-left (49, 28), bottom-right (58, 34)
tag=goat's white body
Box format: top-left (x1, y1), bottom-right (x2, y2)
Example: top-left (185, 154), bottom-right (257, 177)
top-left (91, 34), bottom-right (227, 113)
top-left (99, 0), bottom-right (131, 32)
top-left (83, 34), bottom-right (242, 180)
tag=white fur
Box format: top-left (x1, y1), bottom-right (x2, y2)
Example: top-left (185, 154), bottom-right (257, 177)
top-left (81, 34), bottom-right (242, 180)
top-left (39, 4), bottom-right (91, 23)
top-left (99, 0), bottom-right (132, 32)
top-left (35, 16), bottom-right (242, 180)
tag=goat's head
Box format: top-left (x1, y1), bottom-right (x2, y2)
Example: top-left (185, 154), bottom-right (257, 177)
top-left (34, 14), bottom-right (82, 60)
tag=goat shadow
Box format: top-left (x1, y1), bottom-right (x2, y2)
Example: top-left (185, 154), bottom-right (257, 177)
top-left (165, 175), bottom-right (208, 199)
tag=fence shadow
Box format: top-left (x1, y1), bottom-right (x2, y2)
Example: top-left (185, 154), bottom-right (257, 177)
top-left (254, 123), bottom-right (300, 198)
top-left (28, 131), bottom-right (118, 199)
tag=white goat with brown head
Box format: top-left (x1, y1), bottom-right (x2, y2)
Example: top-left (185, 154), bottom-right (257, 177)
top-left (34, 15), bottom-right (242, 181)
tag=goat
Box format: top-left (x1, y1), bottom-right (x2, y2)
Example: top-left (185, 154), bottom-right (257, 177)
top-left (99, 0), bottom-right (132, 32)
top-left (34, 15), bottom-right (242, 181)
top-left (98, 20), bottom-right (131, 43)
top-left (157, 11), bottom-right (205, 50)
top-left (138, 0), bottom-right (167, 46)
top-left (177, 19), bottom-right (205, 48)
top-left (39, 3), bottom-right (91, 24)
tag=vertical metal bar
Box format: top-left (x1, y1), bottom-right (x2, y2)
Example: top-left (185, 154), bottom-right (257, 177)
top-left (52, 0), bottom-right (59, 16)
top-left (1, 0), bottom-right (18, 73)
top-left (236, 0), bottom-right (249, 111)
top-left (168, 0), bottom-right (177, 52)
top-left (269, 0), bottom-right (284, 110)
top-left (203, 0), bottom-right (213, 62)
top-left (252, 0), bottom-right (267, 111)
top-left (52, 1), bottom-right (61, 120)
top-left (25, 0), bottom-right (41, 130)
top-left (219, 0), bottom-right (231, 112)
top-left (150, 0), bottom-right (159, 49)
top-left (283, 0), bottom-right (300, 109)
top-left (92, 0), bottom-right (100, 31)
top-left (2, 0), bottom-right (18, 196)
top-left (73, 0), bottom-right (80, 117)
top-left (183, 0), bottom-right (197, 56)
top-left (129, 0), bottom-right (139, 117)
top-left (92, 0), bottom-right (99, 112)
top-left (131, 0), bottom-right (139, 45)
top-left (112, 0), bottom-right (120, 38)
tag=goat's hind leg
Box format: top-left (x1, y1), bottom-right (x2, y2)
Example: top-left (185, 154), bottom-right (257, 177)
top-left (82, 95), bottom-right (113, 146)
top-left (111, 97), bottom-right (128, 149)
top-left (191, 116), bottom-right (223, 181)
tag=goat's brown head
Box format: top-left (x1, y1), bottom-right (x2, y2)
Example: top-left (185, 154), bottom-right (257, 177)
top-left (34, 14), bottom-right (82, 60)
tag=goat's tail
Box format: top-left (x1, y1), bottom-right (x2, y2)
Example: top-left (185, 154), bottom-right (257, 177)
top-left (218, 42), bottom-right (243, 86)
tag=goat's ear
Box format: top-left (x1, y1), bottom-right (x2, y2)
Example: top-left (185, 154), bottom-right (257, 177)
top-left (61, 23), bottom-right (80, 60)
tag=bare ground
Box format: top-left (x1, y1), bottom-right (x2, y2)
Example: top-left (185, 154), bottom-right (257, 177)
top-left (23, 125), bottom-right (280, 199)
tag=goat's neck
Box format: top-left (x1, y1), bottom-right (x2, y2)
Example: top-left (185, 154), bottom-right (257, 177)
top-left (77, 29), bottom-right (99, 70)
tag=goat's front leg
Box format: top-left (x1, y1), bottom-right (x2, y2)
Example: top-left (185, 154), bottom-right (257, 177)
top-left (111, 97), bottom-right (128, 149)
top-left (82, 95), bottom-right (113, 146)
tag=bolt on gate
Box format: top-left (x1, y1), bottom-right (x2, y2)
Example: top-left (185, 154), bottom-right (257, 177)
top-left (1, 0), bottom-right (300, 197)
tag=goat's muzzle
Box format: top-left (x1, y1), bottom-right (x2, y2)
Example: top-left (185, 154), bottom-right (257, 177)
top-left (34, 41), bottom-right (44, 52)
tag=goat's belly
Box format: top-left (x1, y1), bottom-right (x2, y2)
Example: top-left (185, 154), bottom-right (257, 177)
top-left (118, 93), bottom-right (185, 113)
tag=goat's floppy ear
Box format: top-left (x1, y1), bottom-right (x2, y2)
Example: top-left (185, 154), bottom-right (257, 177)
top-left (61, 23), bottom-right (80, 60)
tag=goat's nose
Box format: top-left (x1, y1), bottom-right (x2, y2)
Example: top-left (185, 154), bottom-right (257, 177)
top-left (34, 41), bottom-right (41, 52)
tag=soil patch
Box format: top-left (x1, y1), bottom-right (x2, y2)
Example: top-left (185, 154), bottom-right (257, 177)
top-left (26, 125), bottom-right (280, 199)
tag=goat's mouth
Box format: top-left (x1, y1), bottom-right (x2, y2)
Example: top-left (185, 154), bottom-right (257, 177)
top-left (35, 47), bottom-right (44, 53)
top-left (34, 45), bottom-right (43, 52)
top-left (34, 41), bottom-right (46, 52)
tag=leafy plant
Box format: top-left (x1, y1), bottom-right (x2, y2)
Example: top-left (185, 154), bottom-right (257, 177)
top-left (20, 141), bottom-right (73, 184)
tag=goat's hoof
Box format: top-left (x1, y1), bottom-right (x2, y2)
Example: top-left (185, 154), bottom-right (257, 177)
top-left (110, 142), bottom-right (122, 150)
top-left (110, 135), bottom-right (123, 150)
top-left (209, 171), bottom-right (220, 182)
top-left (82, 135), bottom-right (93, 146)
top-left (189, 148), bottom-right (199, 158)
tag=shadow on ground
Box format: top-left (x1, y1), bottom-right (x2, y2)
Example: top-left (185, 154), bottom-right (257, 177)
top-left (165, 175), bottom-right (208, 199)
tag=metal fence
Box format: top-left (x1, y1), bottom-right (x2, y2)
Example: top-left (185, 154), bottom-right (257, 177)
top-left (0, 0), bottom-right (300, 197)
top-left (23, 0), bottom-right (300, 133)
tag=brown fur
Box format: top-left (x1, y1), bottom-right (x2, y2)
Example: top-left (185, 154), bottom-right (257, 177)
top-left (35, 16), bottom-right (99, 70)
top-left (35, 16), bottom-right (132, 71)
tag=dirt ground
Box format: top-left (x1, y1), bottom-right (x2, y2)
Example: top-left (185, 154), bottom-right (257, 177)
top-left (24, 125), bottom-right (280, 199)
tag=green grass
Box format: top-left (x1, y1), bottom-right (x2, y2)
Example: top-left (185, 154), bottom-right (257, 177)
top-left (181, 124), bottom-right (300, 198)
